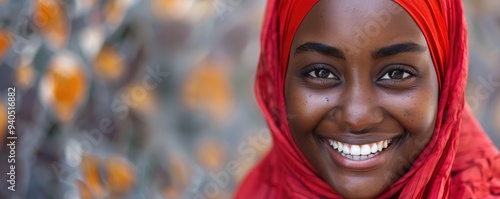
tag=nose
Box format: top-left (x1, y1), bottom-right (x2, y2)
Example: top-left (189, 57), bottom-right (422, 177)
top-left (332, 86), bottom-right (384, 132)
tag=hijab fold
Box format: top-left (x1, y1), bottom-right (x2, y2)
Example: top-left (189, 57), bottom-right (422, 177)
top-left (235, 0), bottom-right (500, 198)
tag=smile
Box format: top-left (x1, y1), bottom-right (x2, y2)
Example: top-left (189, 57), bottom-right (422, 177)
top-left (328, 139), bottom-right (393, 161)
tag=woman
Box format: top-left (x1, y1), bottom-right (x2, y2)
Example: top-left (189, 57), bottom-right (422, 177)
top-left (235, 0), bottom-right (500, 198)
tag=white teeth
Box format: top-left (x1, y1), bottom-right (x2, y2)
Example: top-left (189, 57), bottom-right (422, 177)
top-left (351, 145), bottom-right (361, 156)
top-left (343, 144), bottom-right (350, 154)
top-left (327, 138), bottom-right (393, 160)
top-left (361, 145), bottom-right (371, 155)
top-left (370, 144), bottom-right (378, 153)
top-left (377, 141), bottom-right (383, 151)
top-left (329, 140), bottom-right (339, 150)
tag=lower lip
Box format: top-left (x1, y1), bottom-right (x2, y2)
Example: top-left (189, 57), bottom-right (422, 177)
top-left (322, 138), bottom-right (397, 171)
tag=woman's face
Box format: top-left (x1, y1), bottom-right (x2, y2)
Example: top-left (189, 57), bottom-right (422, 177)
top-left (284, 0), bottom-right (439, 198)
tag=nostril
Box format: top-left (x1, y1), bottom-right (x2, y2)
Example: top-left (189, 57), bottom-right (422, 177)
top-left (332, 104), bottom-right (384, 132)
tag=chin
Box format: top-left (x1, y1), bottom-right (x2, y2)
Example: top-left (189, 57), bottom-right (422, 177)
top-left (328, 174), bottom-right (391, 199)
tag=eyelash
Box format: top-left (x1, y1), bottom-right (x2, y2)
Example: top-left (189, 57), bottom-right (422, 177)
top-left (302, 64), bottom-right (339, 80)
top-left (378, 65), bottom-right (416, 81)
top-left (302, 64), bottom-right (417, 82)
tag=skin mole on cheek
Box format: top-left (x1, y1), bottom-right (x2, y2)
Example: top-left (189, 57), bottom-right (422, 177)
top-left (326, 97), bottom-right (329, 102)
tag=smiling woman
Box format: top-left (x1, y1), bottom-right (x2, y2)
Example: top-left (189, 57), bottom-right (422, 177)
top-left (285, 1), bottom-right (439, 197)
top-left (235, 0), bottom-right (500, 198)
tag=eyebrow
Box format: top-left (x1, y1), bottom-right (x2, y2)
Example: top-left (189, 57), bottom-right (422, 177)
top-left (371, 42), bottom-right (426, 59)
top-left (295, 41), bottom-right (426, 60)
top-left (295, 42), bottom-right (346, 60)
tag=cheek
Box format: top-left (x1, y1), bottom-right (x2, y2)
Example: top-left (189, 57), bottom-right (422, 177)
top-left (410, 95), bottom-right (438, 135)
top-left (380, 86), bottom-right (438, 137)
top-left (285, 82), bottom-right (333, 135)
top-left (408, 75), bottom-right (439, 136)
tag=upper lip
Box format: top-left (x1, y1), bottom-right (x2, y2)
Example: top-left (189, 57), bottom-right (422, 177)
top-left (319, 135), bottom-right (401, 145)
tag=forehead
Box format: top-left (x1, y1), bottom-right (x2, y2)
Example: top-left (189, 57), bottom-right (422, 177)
top-left (293, 0), bottom-right (428, 52)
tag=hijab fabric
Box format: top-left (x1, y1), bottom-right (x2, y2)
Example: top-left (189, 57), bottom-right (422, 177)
top-left (235, 0), bottom-right (500, 198)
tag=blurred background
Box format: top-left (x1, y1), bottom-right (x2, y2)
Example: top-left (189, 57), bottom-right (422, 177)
top-left (0, 0), bottom-right (498, 198)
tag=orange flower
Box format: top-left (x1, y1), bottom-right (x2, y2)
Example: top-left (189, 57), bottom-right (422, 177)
top-left (150, 0), bottom-right (215, 22)
top-left (182, 59), bottom-right (235, 125)
top-left (40, 52), bottom-right (87, 123)
top-left (74, 179), bottom-right (94, 199)
top-left (150, 0), bottom-right (186, 20)
top-left (0, 101), bottom-right (5, 146)
top-left (80, 155), bottom-right (105, 198)
top-left (15, 64), bottom-right (35, 89)
top-left (33, 0), bottom-right (69, 49)
top-left (104, 157), bottom-right (136, 196)
top-left (163, 187), bottom-right (180, 199)
top-left (93, 46), bottom-right (124, 81)
top-left (0, 30), bottom-right (10, 61)
top-left (196, 139), bottom-right (227, 171)
top-left (105, 0), bottom-right (125, 26)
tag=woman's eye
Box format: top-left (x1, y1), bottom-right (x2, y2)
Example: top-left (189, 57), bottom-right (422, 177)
top-left (308, 69), bottom-right (336, 79)
top-left (380, 69), bottom-right (412, 80)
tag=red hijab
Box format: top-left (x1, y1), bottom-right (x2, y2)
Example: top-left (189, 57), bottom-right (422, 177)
top-left (235, 0), bottom-right (500, 198)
